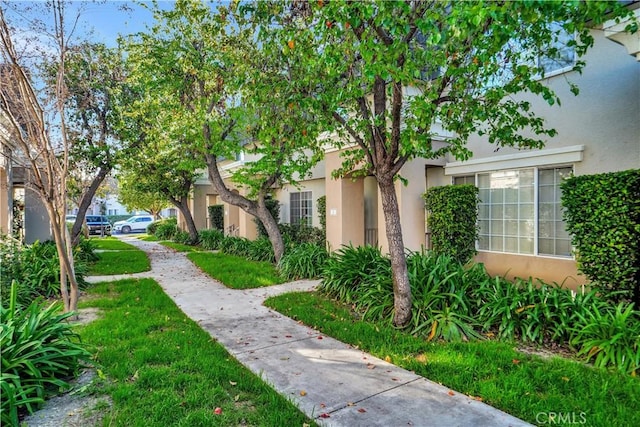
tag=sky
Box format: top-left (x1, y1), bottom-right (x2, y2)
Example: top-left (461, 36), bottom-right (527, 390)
top-left (2, 0), bottom-right (174, 49)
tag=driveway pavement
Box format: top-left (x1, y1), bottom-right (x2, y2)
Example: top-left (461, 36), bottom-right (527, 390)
top-left (87, 236), bottom-right (531, 427)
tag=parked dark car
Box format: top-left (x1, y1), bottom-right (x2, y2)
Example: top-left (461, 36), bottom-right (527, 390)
top-left (85, 215), bottom-right (111, 236)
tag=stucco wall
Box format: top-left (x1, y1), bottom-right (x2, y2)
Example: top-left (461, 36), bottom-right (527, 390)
top-left (275, 178), bottom-right (326, 228)
top-left (455, 29), bottom-right (639, 174)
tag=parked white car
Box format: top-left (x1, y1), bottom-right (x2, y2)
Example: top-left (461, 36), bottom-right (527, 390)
top-left (113, 215), bottom-right (155, 234)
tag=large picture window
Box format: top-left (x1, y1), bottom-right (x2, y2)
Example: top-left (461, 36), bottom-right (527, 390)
top-left (474, 166), bottom-right (572, 257)
top-left (290, 191), bottom-right (312, 225)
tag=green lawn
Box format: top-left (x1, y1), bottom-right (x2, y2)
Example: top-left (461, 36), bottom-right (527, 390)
top-left (187, 252), bottom-right (285, 289)
top-left (90, 237), bottom-right (139, 251)
top-left (77, 279), bottom-right (314, 426)
top-left (265, 291), bottom-right (640, 427)
top-left (88, 250), bottom-right (150, 275)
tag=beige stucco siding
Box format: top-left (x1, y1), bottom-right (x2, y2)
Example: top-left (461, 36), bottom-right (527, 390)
top-left (455, 29), bottom-right (639, 174)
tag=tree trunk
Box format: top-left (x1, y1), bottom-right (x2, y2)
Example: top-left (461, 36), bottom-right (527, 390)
top-left (174, 196), bottom-right (199, 243)
top-left (71, 167), bottom-right (110, 245)
top-left (204, 153), bottom-right (285, 262)
top-left (256, 194), bottom-right (285, 262)
top-left (377, 174), bottom-right (412, 327)
top-left (48, 206), bottom-right (79, 313)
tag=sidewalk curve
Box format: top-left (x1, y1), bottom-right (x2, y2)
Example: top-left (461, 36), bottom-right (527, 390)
top-left (88, 236), bottom-right (532, 427)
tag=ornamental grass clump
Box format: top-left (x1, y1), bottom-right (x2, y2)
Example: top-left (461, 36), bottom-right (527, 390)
top-left (198, 229), bottom-right (224, 250)
top-left (278, 243), bottom-right (329, 280)
top-left (246, 237), bottom-right (276, 263)
top-left (0, 282), bottom-right (91, 426)
top-left (320, 244), bottom-right (391, 304)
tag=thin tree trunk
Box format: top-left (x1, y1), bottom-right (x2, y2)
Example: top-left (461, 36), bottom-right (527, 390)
top-left (174, 197), bottom-right (199, 243)
top-left (377, 175), bottom-right (412, 327)
top-left (71, 167), bottom-right (110, 245)
top-left (256, 194), bottom-right (285, 262)
top-left (204, 153), bottom-right (285, 262)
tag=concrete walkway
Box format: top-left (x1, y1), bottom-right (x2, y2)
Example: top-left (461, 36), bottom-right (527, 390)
top-left (87, 236), bottom-right (531, 427)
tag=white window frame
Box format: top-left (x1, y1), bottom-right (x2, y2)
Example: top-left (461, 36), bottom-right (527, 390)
top-left (445, 146), bottom-right (583, 259)
top-left (290, 191), bottom-right (313, 226)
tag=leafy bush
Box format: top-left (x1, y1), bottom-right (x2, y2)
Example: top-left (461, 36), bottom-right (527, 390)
top-left (1, 282), bottom-right (90, 426)
top-left (278, 243), bottom-right (329, 280)
top-left (318, 243), bottom-right (640, 372)
top-left (208, 205), bottom-right (224, 231)
top-left (246, 238), bottom-right (276, 263)
top-left (219, 236), bottom-right (253, 258)
top-left (172, 230), bottom-right (193, 245)
top-left (199, 229), bottom-right (224, 250)
top-left (73, 236), bottom-right (99, 263)
top-left (317, 195), bottom-right (326, 240)
top-left (570, 302), bottom-right (640, 375)
top-left (280, 223), bottom-right (325, 247)
top-left (561, 169), bottom-right (640, 304)
top-left (424, 184), bottom-right (479, 263)
top-left (255, 199), bottom-right (281, 238)
top-left (0, 239), bottom-right (88, 307)
top-left (153, 218), bottom-right (178, 240)
top-left (404, 251), bottom-right (486, 341)
top-left (320, 245), bottom-right (391, 303)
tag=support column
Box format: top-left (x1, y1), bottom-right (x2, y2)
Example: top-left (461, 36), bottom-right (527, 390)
top-left (325, 150), bottom-right (365, 252)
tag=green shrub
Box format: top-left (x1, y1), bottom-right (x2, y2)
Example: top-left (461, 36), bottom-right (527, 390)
top-left (570, 301), bottom-right (640, 375)
top-left (246, 238), bottom-right (276, 263)
top-left (172, 230), bottom-right (193, 245)
top-left (278, 243), bottom-right (329, 280)
top-left (280, 223), bottom-right (325, 247)
top-left (317, 195), bottom-right (326, 240)
top-left (199, 229), bottom-right (224, 250)
top-left (424, 184), bottom-right (479, 264)
top-left (255, 199), bottom-right (280, 238)
top-left (153, 218), bottom-right (178, 240)
top-left (208, 205), bottom-right (224, 231)
top-left (74, 236), bottom-right (98, 263)
top-left (220, 236), bottom-right (252, 258)
top-left (1, 282), bottom-right (91, 426)
top-left (0, 239), bottom-right (88, 307)
top-left (561, 169), bottom-right (640, 304)
top-left (320, 245), bottom-right (391, 303)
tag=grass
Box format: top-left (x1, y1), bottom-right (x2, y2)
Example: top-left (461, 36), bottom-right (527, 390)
top-left (265, 291), bottom-right (640, 427)
top-left (139, 235), bottom-right (158, 241)
top-left (76, 279), bottom-right (315, 426)
top-left (88, 250), bottom-right (150, 275)
top-left (90, 237), bottom-right (139, 251)
top-left (187, 252), bottom-right (285, 289)
top-left (161, 241), bottom-right (205, 252)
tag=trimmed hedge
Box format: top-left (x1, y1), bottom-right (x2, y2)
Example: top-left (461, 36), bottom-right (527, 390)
top-left (423, 184), bottom-right (479, 264)
top-left (208, 205), bottom-right (224, 231)
top-left (561, 169), bottom-right (640, 304)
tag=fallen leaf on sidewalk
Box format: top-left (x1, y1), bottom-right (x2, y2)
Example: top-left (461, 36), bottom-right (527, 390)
top-left (367, 363), bottom-right (376, 369)
top-left (358, 408), bottom-right (367, 413)
top-left (300, 390), bottom-right (307, 396)
top-left (448, 390), bottom-right (455, 396)
top-left (319, 413), bottom-right (330, 418)
top-left (384, 355), bottom-right (392, 363)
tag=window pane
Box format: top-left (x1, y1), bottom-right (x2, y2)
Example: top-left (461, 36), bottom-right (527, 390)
top-left (537, 167), bottom-right (572, 256)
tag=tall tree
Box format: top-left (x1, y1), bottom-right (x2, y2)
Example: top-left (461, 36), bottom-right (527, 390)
top-left (51, 42), bottom-right (126, 245)
top-left (117, 170), bottom-right (169, 219)
top-left (122, 0), bottom-right (326, 261)
top-left (247, 1), bottom-right (635, 326)
top-left (1, 2), bottom-right (80, 312)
